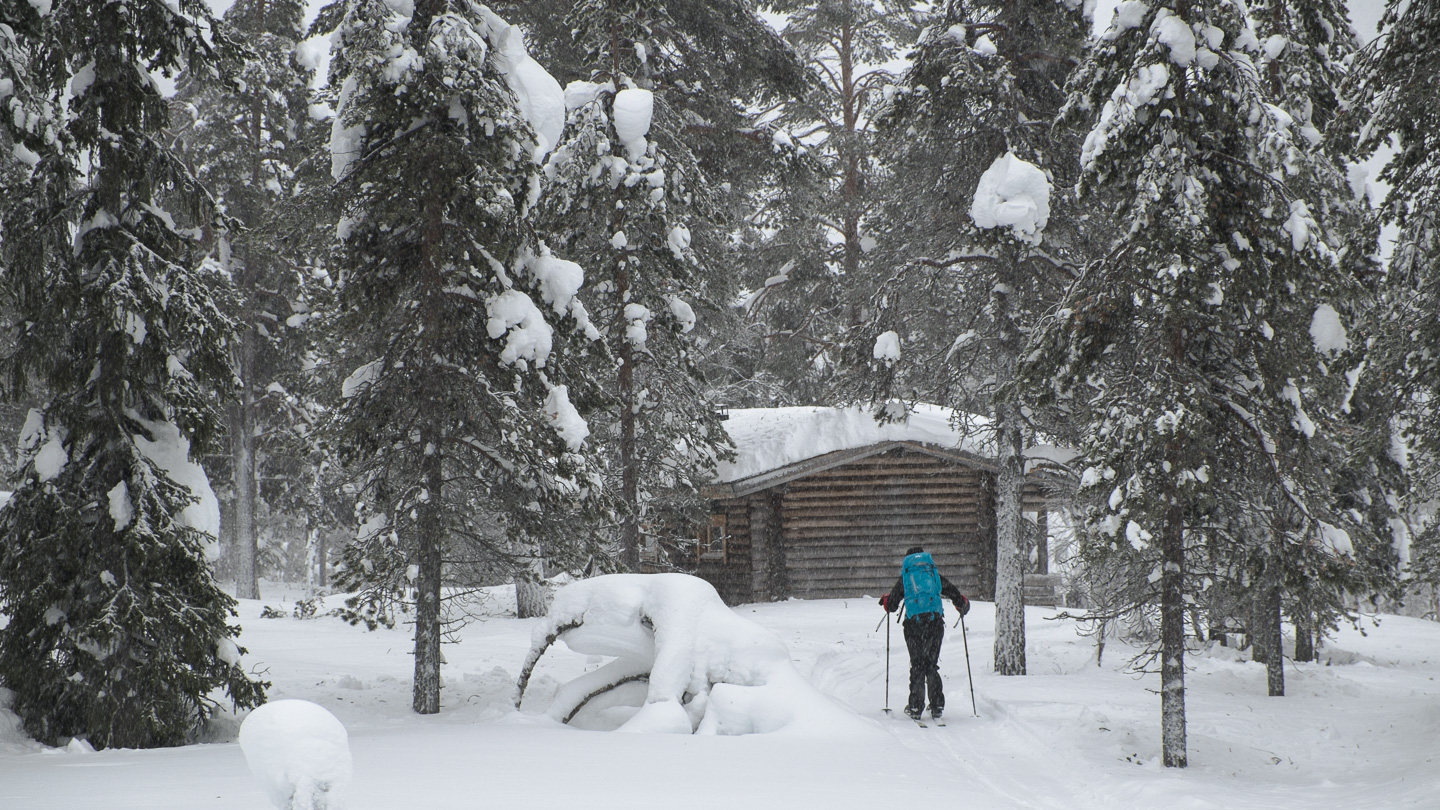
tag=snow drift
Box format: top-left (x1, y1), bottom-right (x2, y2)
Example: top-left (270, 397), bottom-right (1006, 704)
top-left (515, 574), bottom-right (873, 737)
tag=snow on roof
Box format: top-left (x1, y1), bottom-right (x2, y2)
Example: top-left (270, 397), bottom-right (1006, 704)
top-left (715, 404), bottom-right (993, 484)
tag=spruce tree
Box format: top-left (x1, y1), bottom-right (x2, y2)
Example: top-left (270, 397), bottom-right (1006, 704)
top-left (0, 0), bottom-right (267, 748)
top-left (1238, 0), bottom-right (1392, 688)
top-left (321, 0), bottom-right (608, 713)
top-left (1023, 0), bottom-right (1375, 766)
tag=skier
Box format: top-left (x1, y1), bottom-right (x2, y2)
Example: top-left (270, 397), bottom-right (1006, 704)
top-left (879, 546), bottom-right (970, 721)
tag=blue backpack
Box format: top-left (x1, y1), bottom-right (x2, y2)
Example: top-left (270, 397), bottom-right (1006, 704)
top-left (902, 552), bottom-right (943, 617)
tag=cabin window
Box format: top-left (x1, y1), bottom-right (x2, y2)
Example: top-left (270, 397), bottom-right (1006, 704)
top-left (699, 514), bottom-right (727, 562)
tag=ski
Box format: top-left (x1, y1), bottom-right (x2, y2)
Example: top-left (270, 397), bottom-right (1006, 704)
top-left (908, 716), bottom-right (928, 728)
top-left (932, 718), bottom-right (946, 727)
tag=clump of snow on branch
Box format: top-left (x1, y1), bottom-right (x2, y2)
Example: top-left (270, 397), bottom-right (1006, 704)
top-left (130, 412), bottom-right (222, 559)
top-left (329, 76), bottom-right (365, 181)
top-left (20, 409), bottom-right (68, 483)
top-left (542, 385), bottom-right (589, 451)
top-left (872, 330), bottom-right (901, 367)
top-left (1102, 0), bottom-right (1149, 39)
top-left (612, 87), bottom-right (654, 162)
top-left (239, 700), bottom-right (353, 810)
top-left (970, 152), bottom-right (1051, 243)
top-left (516, 574), bottom-right (874, 737)
top-left (1310, 303), bottom-right (1348, 357)
top-left (486, 290), bottom-right (553, 367)
top-left (475, 7), bottom-right (565, 159)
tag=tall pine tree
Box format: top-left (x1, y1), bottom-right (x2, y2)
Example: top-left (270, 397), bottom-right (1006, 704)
top-left (322, 0), bottom-right (609, 713)
top-left (173, 0), bottom-right (320, 599)
top-left (1024, 0), bottom-right (1377, 766)
top-left (846, 0), bottom-right (1089, 676)
top-left (1346, 0), bottom-right (1440, 603)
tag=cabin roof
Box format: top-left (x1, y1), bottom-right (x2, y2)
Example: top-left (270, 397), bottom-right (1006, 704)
top-left (707, 405), bottom-right (1075, 502)
top-left (715, 405), bottom-right (987, 483)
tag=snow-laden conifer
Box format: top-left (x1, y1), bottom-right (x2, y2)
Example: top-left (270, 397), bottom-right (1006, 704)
top-left (1346, 0), bottom-right (1440, 602)
top-left (538, 0), bottom-right (737, 573)
top-left (0, 0), bottom-right (267, 748)
top-left (173, 0), bottom-right (323, 600)
top-left (1024, 0), bottom-right (1379, 767)
top-left (847, 0), bottom-right (1089, 677)
top-left (320, 0), bottom-right (609, 713)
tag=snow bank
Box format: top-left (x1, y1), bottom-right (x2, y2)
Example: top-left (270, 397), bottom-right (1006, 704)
top-left (517, 574), bottom-right (874, 737)
top-left (970, 152), bottom-right (1050, 243)
top-left (239, 699), bottom-right (352, 810)
top-left (716, 404), bottom-right (991, 483)
top-left (0, 688), bottom-right (40, 755)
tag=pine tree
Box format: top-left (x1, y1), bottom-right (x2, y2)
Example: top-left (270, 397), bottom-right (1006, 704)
top-left (1346, 0), bottom-right (1440, 602)
top-left (0, 0), bottom-right (267, 748)
top-left (173, 0), bottom-right (320, 599)
top-left (538, 0), bottom-right (745, 572)
top-left (321, 0), bottom-right (609, 713)
top-left (739, 1), bottom-right (917, 399)
top-left (1238, 0), bottom-right (1392, 687)
top-left (844, 0), bottom-right (1089, 676)
top-left (1023, 0), bottom-right (1376, 767)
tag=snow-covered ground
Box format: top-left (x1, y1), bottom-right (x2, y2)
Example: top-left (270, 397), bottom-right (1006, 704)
top-left (2, 581), bottom-right (1437, 809)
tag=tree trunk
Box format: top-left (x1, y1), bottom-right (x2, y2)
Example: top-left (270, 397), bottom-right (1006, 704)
top-left (413, 435), bottom-right (444, 715)
top-left (515, 577), bottom-right (549, 619)
top-left (1264, 583), bottom-right (1284, 697)
top-left (993, 398), bottom-right (1026, 676)
top-left (1293, 606), bottom-right (1315, 662)
top-left (1160, 499), bottom-right (1187, 767)
top-left (305, 466), bottom-right (327, 594)
top-left (991, 282), bottom-right (1026, 676)
top-left (1035, 510), bottom-right (1049, 574)
top-left (231, 326), bottom-right (260, 600)
top-left (1254, 549), bottom-right (1284, 696)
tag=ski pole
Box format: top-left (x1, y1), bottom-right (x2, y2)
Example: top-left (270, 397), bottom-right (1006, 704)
top-left (883, 607), bottom-right (892, 714)
top-left (959, 612), bottom-right (977, 717)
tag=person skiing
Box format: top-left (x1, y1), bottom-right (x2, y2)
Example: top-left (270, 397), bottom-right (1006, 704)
top-left (879, 546), bottom-right (970, 721)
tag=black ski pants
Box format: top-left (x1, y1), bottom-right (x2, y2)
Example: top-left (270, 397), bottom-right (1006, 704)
top-left (903, 612), bottom-right (945, 716)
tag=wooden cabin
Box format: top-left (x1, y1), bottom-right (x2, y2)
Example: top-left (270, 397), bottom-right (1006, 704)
top-left (695, 406), bottom-right (1065, 606)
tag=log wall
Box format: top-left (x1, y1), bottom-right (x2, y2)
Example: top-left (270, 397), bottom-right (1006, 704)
top-left (703, 448), bottom-right (997, 604)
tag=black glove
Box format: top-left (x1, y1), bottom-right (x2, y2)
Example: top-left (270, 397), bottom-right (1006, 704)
top-left (954, 595), bottom-right (970, 617)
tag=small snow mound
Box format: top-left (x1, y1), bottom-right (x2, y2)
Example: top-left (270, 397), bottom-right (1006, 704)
top-left (239, 700), bottom-right (353, 810)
